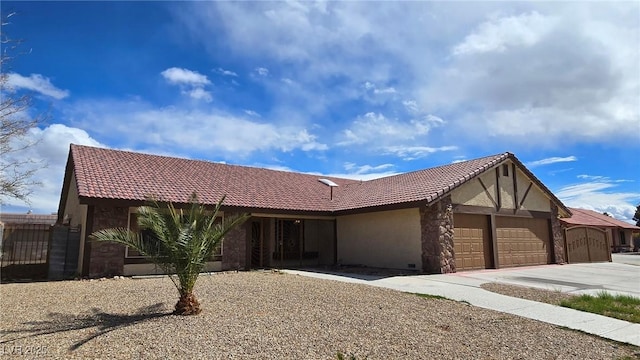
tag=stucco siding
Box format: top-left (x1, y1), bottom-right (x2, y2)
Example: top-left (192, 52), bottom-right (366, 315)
top-left (61, 171), bottom-right (88, 274)
top-left (499, 162), bottom-right (515, 209)
top-left (451, 171), bottom-right (496, 208)
top-left (517, 169), bottom-right (551, 212)
top-left (337, 208), bottom-right (421, 270)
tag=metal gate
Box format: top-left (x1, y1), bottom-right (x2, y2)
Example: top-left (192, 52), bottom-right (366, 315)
top-left (1, 223), bottom-right (51, 281)
top-left (565, 226), bottom-right (611, 263)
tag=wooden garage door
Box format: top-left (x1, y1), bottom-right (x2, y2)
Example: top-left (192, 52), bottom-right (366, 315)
top-left (454, 214), bottom-right (492, 271)
top-left (496, 217), bottom-right (550, 268)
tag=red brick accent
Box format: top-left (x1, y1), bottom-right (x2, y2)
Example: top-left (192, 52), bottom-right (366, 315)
top-left (88, 206), bottom-right (127, 277)
top-left (222, 216), bottom-right (248, 271)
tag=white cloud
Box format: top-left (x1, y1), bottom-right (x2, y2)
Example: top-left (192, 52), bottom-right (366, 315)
top-left (363, 81), bottom-right (396, 94)
top-left (384, 146), bottom-right (458, 161)
top-left (556, 180), bottom-right (640, 224)
top-left (254, 67), bottom-right (269, 76)
top-left (161, 67), bottom-right (212, 102)
top-left (526, 156), bottom-right (577, 168)
top-left (185, 87), bottom-right (212, 103)
top-left (0, 124), bottom-right (104, 213)
top-left (427, 5), bottom-right (640, 147)
top-left (5, 73), bottom-right (70, 99)
top-left (161, 67), bottom-right (211, 86)
top-left (343, 162), bottom-right (394, 175)
top-left (453, 12), bottom-right (557, 55)
top-left (175, 2), bottom-right (640, 151)
top-left (339, 112), bottom-right (445, 146)
top-left (244, 109), bottom-right (261, 117)
top-left (65, 98), bottom-right (327, 157)
top-left (215, 67), bottom-right (238, 77)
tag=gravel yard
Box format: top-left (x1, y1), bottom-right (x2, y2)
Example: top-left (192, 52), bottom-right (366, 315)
top-left (1, 271), bottom-right (639, 359)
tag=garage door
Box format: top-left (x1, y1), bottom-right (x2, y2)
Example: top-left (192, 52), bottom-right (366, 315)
top-left (453, 214), bottom-right (492, 271)
top-left (496, 217), bottom-right (550, 268)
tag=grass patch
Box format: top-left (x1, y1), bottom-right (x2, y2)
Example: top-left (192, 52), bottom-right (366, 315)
top-left (411, 293), bottom-right (450, 301)
top-left (411, 292), bottom-right (471, 305)
top-left (560, 292), bottom-right (640, 323)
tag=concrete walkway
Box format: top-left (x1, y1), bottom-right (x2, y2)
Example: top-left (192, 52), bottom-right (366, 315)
top-left (283, 264), bottom-right (640, 347)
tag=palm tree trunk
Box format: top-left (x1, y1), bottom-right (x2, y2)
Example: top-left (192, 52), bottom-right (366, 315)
top-left (174, 292), bottom-right (201, 315)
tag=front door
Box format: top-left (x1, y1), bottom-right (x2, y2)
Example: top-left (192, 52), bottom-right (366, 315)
top-left (250, 219), bottom-right (269, 269)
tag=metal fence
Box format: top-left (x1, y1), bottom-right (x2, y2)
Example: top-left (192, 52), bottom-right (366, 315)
top-left (1, 223), bottom-right (52, 281)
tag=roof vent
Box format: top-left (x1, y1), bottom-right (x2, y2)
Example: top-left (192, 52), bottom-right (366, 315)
top-left (318, 178), bottom-right (339, 187)
top-left (318, 178), bottom-right (338, 200)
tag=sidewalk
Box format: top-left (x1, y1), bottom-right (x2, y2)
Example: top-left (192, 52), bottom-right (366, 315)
top-left (283, 268), bottom-right (640, 347)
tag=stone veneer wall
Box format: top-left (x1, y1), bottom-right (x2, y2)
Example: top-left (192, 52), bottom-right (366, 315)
top-left (88, 206), bottom-right (128, 277)
top-left (550, 203), bottom-right (566, 264)
top-left (222, 216), bottom-right (248, 271)
top-left (420, 195), bottom-right (456, 274)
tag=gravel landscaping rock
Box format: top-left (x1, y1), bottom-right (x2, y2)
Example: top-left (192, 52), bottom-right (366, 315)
top-left (1, 271), bottom-right (639, 359)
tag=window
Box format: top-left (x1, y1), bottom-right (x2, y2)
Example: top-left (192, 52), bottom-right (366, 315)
top-left (502, 164), bottom-right (509, 177)
top-left (620, 230), bottom-right (626, 245)
top-left (125, 208), bottom-right (224, 259)
top-left (126, 211), bottom-right (159, 258)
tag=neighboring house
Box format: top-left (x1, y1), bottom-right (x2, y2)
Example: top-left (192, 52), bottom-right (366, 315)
top-left (560, 208), bottom-right (640, 253)
top-left (57, 144), bottom-right (572, 278)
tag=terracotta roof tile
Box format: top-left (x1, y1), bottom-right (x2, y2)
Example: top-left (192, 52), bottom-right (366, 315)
top-left (333, 153), bottom-right (509, 211)
top-left (561, 208), bottom-right (640, 230)
top-left (70, 145), bottom-right (356, 212)
top-left (68, 145), bottom-right (567, 214)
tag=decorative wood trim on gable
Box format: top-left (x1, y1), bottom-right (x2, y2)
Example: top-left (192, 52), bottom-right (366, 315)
top-left (495, 168), bottom-right (501, 211)
top-left (478, 178), bottom-right (499, 210)
top-left (519, 182), bottom-right (533, 209)
top-left (512, 163), bottom-right (519, 213)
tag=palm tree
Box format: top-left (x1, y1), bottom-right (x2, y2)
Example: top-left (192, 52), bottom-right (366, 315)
top-left (91, 194), bottom-right (249, 315)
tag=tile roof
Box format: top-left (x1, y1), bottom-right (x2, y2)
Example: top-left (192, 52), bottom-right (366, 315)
top-left (66, 144), bottom-right (568, 214)
top-left (70, 145), bottom-right (356, 212)
top-left (334, 153), bottom-right (510, 211)
top-left (561, 208), bottom-right (640, 230)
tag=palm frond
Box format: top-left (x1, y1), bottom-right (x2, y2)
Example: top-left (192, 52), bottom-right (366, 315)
top-left (90, 193), bottom-right (249, 296)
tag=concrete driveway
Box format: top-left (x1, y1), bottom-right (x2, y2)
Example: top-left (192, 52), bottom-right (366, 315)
top-left (438, 261), bottom-right (640, 298)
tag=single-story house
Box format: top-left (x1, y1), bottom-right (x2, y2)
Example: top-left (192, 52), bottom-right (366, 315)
top-left (561, 208), bottom-right (640, 253)
top-left (57, 144), bottom-right (573, 278)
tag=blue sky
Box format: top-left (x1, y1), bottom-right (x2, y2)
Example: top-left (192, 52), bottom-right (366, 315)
top-left (1, 1), bottom-right (639, 223)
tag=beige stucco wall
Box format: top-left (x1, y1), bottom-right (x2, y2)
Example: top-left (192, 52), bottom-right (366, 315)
top-left (61, 171), bottom-right (88, 274)
top-left (336, 208), bottom-right (421, 270)
top-left (499, 162), bottom-right (515, 209)
top-left (451, 170), bottom-right (497, 208)
top-left (123, 261), bottom-right (222, 276)
top-left (516, 168), bottom-right (551, 212)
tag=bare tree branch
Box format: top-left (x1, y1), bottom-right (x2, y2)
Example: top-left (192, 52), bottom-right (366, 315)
top-left (0, 11), bottom-right (48, 205)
